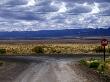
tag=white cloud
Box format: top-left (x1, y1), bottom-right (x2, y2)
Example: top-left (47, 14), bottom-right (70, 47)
top-left (58, 2), bottom-right (67, 13)
top-left (89, 2), bottom-right (100, 14)
top-left (25, 0), bottom-right (37, 7)
top-left (0, 0), bottom-right (110, 31)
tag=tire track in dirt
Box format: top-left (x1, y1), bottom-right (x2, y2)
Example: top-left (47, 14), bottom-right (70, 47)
top-left (13, 59), bottom-right (104, 82)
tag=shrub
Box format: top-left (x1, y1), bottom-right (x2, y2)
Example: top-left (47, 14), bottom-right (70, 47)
top-left (32, 46), bottom-right (44, 54)
top-left (80, 60), bottom-right (87, 65)
top-left (107, 48), bottom-right (110, 53)
top-left (93, 46), bottom-right (104, 53)
top-left (50, 48), bottom-right (61, 54)
top-left (90, 58), bottom-right (97, 61)
top-left (89, 61), bottom-right (100, 69)
top-left (0, 61), bottom-right (4, 66)
top-left (98, 63), bottom-right (105, 72)
top-left (0, 48), bottom-right (6, 54)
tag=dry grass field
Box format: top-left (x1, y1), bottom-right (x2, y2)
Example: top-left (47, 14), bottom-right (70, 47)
top-left (0, 39), bottom-right (109, 55)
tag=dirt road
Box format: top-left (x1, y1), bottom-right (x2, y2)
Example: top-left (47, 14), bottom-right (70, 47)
top-left (12, 59), bottom-right (104, 82)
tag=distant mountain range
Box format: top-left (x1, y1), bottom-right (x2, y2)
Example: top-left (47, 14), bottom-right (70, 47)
top-left (0, 28), bottom-right (110, 40)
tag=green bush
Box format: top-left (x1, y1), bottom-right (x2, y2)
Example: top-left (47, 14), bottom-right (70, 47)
top-left (0, 48), bottom-right (6, 54)
top-left (93, 46), bottom-right (104, 53)
top-left (80, 59), bottom-right (87, 65)
top-left (80, 58), bottom-right (107, 73)
top-left (89, 61), bottom-right (100, 69)
top-left (32, 46), bottom-right (44, 54)
top-left (90, 58), bottom-right (97, 61)
top-left (98, 63), bottom-right (105, 72)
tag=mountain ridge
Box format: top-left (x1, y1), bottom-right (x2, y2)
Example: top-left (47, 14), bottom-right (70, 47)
top-left (0, 28), bottom-right (109, 40)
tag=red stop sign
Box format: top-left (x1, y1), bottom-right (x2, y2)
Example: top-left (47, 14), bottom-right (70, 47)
top-left (101, 39), bottom-right (108, 46)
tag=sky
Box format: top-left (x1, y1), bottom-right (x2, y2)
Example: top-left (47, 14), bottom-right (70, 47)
top-left (0, 0), bottom-right (110, 31)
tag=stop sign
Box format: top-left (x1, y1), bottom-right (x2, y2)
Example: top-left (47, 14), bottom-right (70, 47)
top-left (101, 39), bottom-right (108, 46)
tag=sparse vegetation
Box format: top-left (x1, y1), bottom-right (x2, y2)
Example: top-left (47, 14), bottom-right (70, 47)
top-left (80, 59), bottom-right (87, 65)
top-left (0, 61), bottom-right (4, 66)
top-left (93, 46), bottom-right (104, 53)
top-left (107, 48), bottom-right (110, 53)
top-left (0, 43), bottom-right (100, 55)
top-left (89, 60), bottom-right (100, 68)
top-left (0, 48), bottom-right (6, 54)
top-left (32, 46), bottom-right (44, 54)
top-left (0, 40), bottom-right (109, 55)
top-left (93, 46), bottom-right (110, 53)
top-left (80, 58), bottom-right (110, 76)
top-left (80, 58), bottom-right (102, 70)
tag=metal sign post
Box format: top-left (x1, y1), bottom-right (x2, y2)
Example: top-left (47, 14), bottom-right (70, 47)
top-left (101, 39), bottom-right (108, 62)
top-left (103, 46), bottom-right (106, 62)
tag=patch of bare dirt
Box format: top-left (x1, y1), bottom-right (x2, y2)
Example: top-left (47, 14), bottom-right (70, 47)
top-left (69, 62), bottom-right (106, 82)
top-left (0, 61), bottom-right (29, 82)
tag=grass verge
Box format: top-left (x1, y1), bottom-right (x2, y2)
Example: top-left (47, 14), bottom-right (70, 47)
top-left (80, 58), bottom-right (110, 81)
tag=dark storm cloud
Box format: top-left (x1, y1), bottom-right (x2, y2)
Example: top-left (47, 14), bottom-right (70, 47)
top-left (6, 0), bottom-right (27, 6)
top-left (0, 10), bottom-right (45, 21)
top-left (35, 5), bottom-right (58, 12)
top-left (0, 0), bottom-right (110, 31)
top-left (62, 0), bottom-right (110, 3)
top-left (68, 6), bottom-right (92, 14)
top-left (101, 9), bottom-right (110, 16)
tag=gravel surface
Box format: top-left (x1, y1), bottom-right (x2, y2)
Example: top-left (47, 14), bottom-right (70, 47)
top-left (11, 59), bottom-right (105, 82)
top-left (69, 62), bottom-right (105, 82)
top-left (0, 62), bottom-right (29, 82)
top-left (0, 56), bottom-right (107, 82)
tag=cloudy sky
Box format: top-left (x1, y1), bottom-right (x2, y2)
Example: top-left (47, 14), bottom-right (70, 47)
top-left (0, 0), bottom-right (110, 31)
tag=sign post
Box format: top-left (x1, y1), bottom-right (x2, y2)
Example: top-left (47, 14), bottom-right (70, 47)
top-left (101, 39), bottom-right (108, 62)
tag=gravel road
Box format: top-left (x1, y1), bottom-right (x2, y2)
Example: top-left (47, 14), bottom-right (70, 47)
top-left (12, 59), bottom-right (104, 82)
top-left (0, 56), bottom-right (107, 82)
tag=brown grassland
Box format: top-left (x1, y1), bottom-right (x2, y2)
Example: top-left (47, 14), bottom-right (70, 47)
top-left (0, 39), bottom-right (109, 55)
